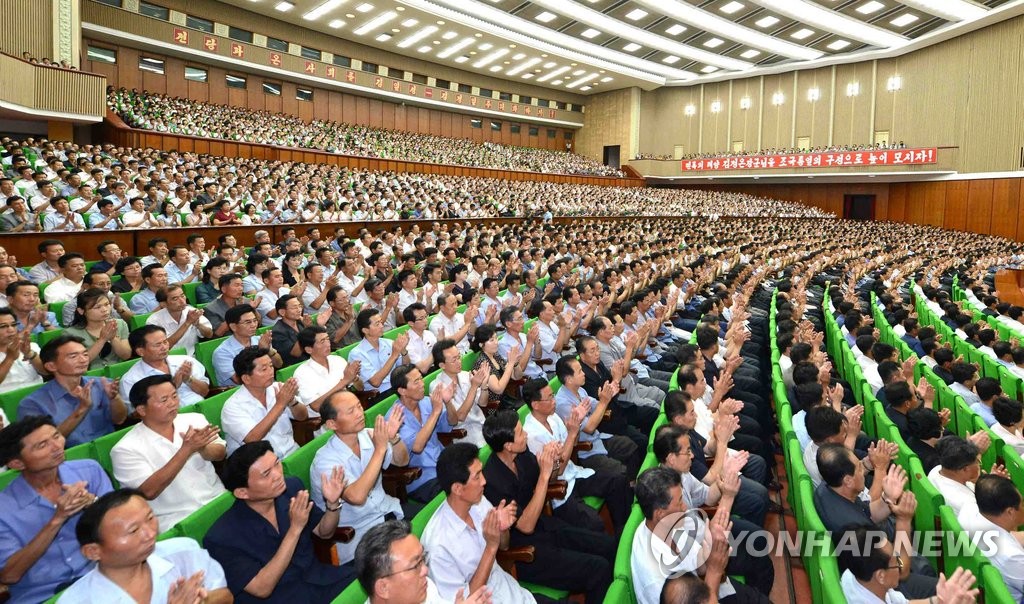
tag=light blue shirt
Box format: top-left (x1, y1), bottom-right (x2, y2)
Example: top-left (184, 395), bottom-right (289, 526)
top-left (58, 537), bottom-right (227, 604)
top-left (129, 288), bottom-right (159, 313)
top-left (212, 335), bottom-right (260, 386)
top-left (349, 338), bottom-right (395, 392)
top-left (793, 410), bottom-right (811, 450)
top-left (970, 402), bottom-right (997, 427)
top-left (386, 398), bottom-right (450, 492)
top-left (164, 262), bottom-right (195, 285)
top-left (0, 460), bottom-right (113, 604)
top-left (19, 378), bottom-right (117, 447)
top-left (552, 384), bottom-right (609, 457)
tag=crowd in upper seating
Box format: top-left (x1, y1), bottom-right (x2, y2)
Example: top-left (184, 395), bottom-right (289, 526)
top-left (0, 197), bottom-right (1020, 602)
top-left (681, 141), bottom-right (909, 161)
top-left (0, 136), bottom-right (833, 233)
top-left (16, 52), bottom-right (77, 70)
top-left (107, 88), bottom-right (624, 177)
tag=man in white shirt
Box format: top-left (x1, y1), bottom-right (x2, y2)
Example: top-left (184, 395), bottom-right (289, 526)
top-left (336, 256), bottom-right (369, 304)
top-left (60, 489), bottom-right (231, 603)
top-left (301, 262), bottom-right (336, 315)
top-left (530, 300), bottom-right (579, 369)
top-left (112, 375), bottom-right (226, 531)
top-left (429, 294), bottom-right (478, 354)
top-left (41, 197), bottom-right (85, 231)
top-left (293, 325), bottom-right (360, 421)
top-left (312, 391), bottom-right (408, 565)
top-left (42, 252), bottom-right (86, 304)
top-left (949, 361), bottom-right (983, 407)
top-left (350, 308), bottom-right (409, 398)
top-left (396, 269), bottom-right (427, 318)
top-left (164, 245), bottom-right (201, 285)
top-left (422, 443), bottom-right (536, 603)
top-left (120, 325), bottom-right (210, 408)
top-left (498, 308), bottom-right (546, 380)
top-left (992, 396), bottom-right (1024, 455)
top-left (927, 435), bottom-right (983, 515)
top-left (402, 303), bottom-right (437, 375)
top-left (959, 475), bottom-right (1024, 602)
top-left (220, 346), bottom-right (307, 457)
top-left (431, 339), bottom-right (489, 447)
top-left (0, 308), bottom-right (45, 393)
top-left (146, 284), bottom-right (213, 356)
top-left (354, 520), bottom-right (491, 604)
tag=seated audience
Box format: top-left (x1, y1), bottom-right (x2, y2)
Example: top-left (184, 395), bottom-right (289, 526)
top-left (212, 304), bottom-right (280, 386)
top-left (385, 365), bottom-right (452, 503)
top-left (146, 284), bottom-right (213, 356)
top-left (120, 325), bottom-right (210, 407)
top-left (221, 346), bottom-right (307, 457)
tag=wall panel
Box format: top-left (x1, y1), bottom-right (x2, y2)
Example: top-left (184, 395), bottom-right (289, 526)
top-left (966, 180), bottom-right (995, 234)
top-left (941, 181), bottom-right (967, 231)
top-left (990, 179), bottom-right (1019, 240)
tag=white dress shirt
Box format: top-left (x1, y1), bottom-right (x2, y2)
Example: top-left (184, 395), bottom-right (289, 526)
top-left (431, 371), bottom-right (485, 447)
top-left (992, 423), bottom-right (1024, 455)
top-left (927, 466), bottom-right (975, 515)
top-left (0, 344), bottom-right (43, 393)
top-left (430, 311), bottom-right (469, 353)
top-left (406, 328), bottom-right (437, 368)
top-left (522, 412), bottom-right (594, 506)
top-left (631, 521), bottom-right (734, 604)
top-left (146, 307), bottom-right (213, 356)
top-left (42, 277), bottom-right (83, 304)
top-left (498, 331), bottom-right (544, 379)
top-left (119, 356), bottom-right (209, 408)
top-left (221, 384), bottom-right (298, 457)
top-left (959, 510), bottom-right (1024, 602)
top-left (110, 414), bottom-right (226, 531)
top-left (293, 355), bottom-right (350, 419)
top-left (422, 498), bottom-right (536, 604)
top-left (839, 568), bottom-right (908, 604)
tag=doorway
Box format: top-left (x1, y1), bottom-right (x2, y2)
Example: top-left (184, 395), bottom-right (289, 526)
top-left (603, 145), bottom-right (620, 168)
top-left (844, 194), bottom-right (875, 220)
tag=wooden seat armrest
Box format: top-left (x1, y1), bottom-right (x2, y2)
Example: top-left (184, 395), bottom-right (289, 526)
top-left (546, 479), bottom-right (568, 501)
top-left (312, 525), bottom-right (356, 565)
top-left (438, 429), bottom-right (468, 446)
top-left (497, 545), bottom-right (535, 574)
top-left (382, 466), bottom-right (422, 501)
top-left (291, 418), bottom-right (322, 447)
top-left (354, 388), bottom-right (379, 409)
top-left (535, 358), bottom-right (553, 367)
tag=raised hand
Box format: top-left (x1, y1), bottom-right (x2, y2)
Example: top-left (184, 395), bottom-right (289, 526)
top-left (393, 333), bottom-right (409, 355)
top-left (718, 397), bottom-right (743, 416)
top-left (287, 489), bottom-right (314, 530)
top-left (179, 424), bottom-right (220, 454)
top-left (54, 481), bottom-right (95, 521)
top-left (713, 413), bottom-right (739, 444)
top-left (494, 498), bottom-right (518, 531)
top-left (343, 359), bottom-right (360, 383)
top-left (967, 429), bottom-right (991, 452)
top-left (258, 330), bottom-right (273, 349)
top-left (506, 345), bottom-right (523, 366)
top-left (882, 463), bottom-right (907, 503)
top-left (482, 508), bottom-right (501, 548)
top-left (173, 361), bottom-right (193, 386)
top-left (722, 449), bottom-right (748, 476)
top-left (568, 399), bottom-right (591, 431)
top-left (843, 404), bottom-right (864, 434)
top-left (166, 571), bottom-right (207, 604)
top-left (277, 378), bottom-right (299, 408)
top-left (320, 465), bottom-right (347, 505)
top-left (470, 364), bottom-right (490, 388)
top-left (935, 568), bottom-right (979, 604)
top-left (892, 490), bottom-right (917, 520)
top-left (69, 381), bottom-right (93, 409)
top-left (989, 463), bottom-right (1010, 479)
top-left (100, 319), bottom-right (118, 341)
top-left (598, 379), bottom-right (618, 404)
top-left (538, 442), bottom-right (559, 479)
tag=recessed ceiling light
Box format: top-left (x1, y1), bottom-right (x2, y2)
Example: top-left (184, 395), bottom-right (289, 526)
top-left (512, 53), bottom-right (526, 60)
top-left (701, 65), bottom-right (719, 73)
top-left (580, 86), bottom-right (592, 91)
top-left (437, 36), bottom-right (475, 58)
top-left (755, 16), bottom-right (779, 28)
top-left (454, 56), bottom-right (468, 63)
top-left (478, 43), bottom-right (493, 50)
top-left (790, 28), bottom-right (814, 40)
top-left (543, 61), bottom-right (557, 68)
top-left (739, 49), bottom-right (760, 58)
top-left (469, 51), bottom-right (477, 55)
top-left (856, 1), bottom-right (885, 14)
top-left (417, 45), bottom-right (432, 53)
top-left (395, 5), bottom-right (403, 10)
top-left (581, 28), bottom-right (601, 39)
top-left (623, 42), bottom-right (642, 52)
top-left (890, 13), bottom-right (919, 27)
top-left (375, 33), bottom-right (391, 42)
top-left (827, 39), bottom-right (851, 51)
top-left (353, 10), bottom-right (397, 35)
top-left (473, 47), bottom-right (509, 68)
top-left (507, 57), bottom-right (541, 75)
top-left (345, 13), bottom-right (355, 18)
top-left (600, 76), bottom-right (613, 82)
top-left (551, 79), bottom-right (563, 85)
top-left (572, 69), bottom-right (585, 75)
top-left (442, 31), bottom-right (458, 40)
top-left (400, 18), bottom-right (417, 27)
top-left (625, 8), bottom-right (648, 20)
top-left (662, 55), bottom-right (680, 64)
top-left (432, 40), bottom-right (440, 44)
top-left (522, 73), bottom-right (534, 79)
top-left (302, 0), bottom-right (343, 21)
top-left (328, 19), bottom-right (345, 28)
top-left (537, 66), bottom-right (570, 82)
top-left (703, 37), bottom-right (725, 48)
top-left (489, 65), bottom-right (502, 72)
top-left (355, 3), bottom-right (374, 12)
top-left (397, 25), bottom-right (438, 48)
top-left (719, 1), bottom-right (744, 14)
top-left (274, 1), bottom-right (294, 11)
top-left (535, 11), bottom-right (557, 23)
top-left (391, 28), bottom-right (399, 33)
top-left (665, 24), bottom-right (686, 36)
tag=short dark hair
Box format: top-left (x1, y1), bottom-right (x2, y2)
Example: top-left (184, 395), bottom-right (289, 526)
top-left (141, 263), bottom-right (163, 281)
top-left (470, 324), bottom-right (497, 352)
top-left (402, 302), bottom-right (427, 325)
top-left (883, 381), bottom-right (913, 409)
top-left (935, 436), bottom-right (980, 471)
top-left (224, 303), bottom-right (257, 326)
top-left (976, 377), bottom-right (1002, 401)
top-left (431, 338), bottom-right (458, 366)
top-left (218, 273), bottom-right (241, 289)
top-left (129, 374), bottom-right (175, 408)
top-left (128, 323), bottom-right (165, 353)
top-left (521, 378), bottom-right (549, 409)
top-left (806, 406), bottom-right (846, 444)
top-left (555, 355), bottom-right (578, 383)
top-left (37, 239), bottom-right (63, 254)
top-left (355, 519), bottom-right (415, 595)
top-left (356, 308), bottom-right (380, 337)
top-left (221, 441), bottom-right (276, 491)
top-left (40, 333), bottom-right (86, 365)
top-left (233, 345), bottom-right (270, 379)
top-left (994, 396), bottom-right (1023, 428)
top-left (950, 362), bottom-right (977, 384)
top-left (57, 252), bottom-right (84, 269)
top-left (298, 325), bottom-right (326, 351)
top-left (482, 410), bottom-right (519, 453)
top-left (817, 443), bottom-right (856, 488)
top-left (437, 442), bottom-right (479, 494)
top-left (907, 407), bottom-right (943, 440)
top-left (836, 525), bottom-right (892, 582)
top-left (636, 466), bottom-right (681, 521)
top-left (653, 424), bottom-right (687, 464)
top-left (0, 415), bottom-right (57, 466)
top-left (75, 488), bottom-right (145, 546)
top-left (663, 390), bottom-right (690, 423)
top-left (391, 364), bottom-right (418, 392)
top-left (976, 474), bottom-right (1022, 516)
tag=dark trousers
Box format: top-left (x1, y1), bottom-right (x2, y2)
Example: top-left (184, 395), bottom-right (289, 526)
top-left (513, 518), bottom-right (616, 604)
top-left (559, 468), bottom-right (633, 535)
top-left (728, 517), bottom-right (775, 598)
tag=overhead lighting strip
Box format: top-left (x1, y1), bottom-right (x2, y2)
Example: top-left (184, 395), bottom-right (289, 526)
top-left (630, 0), bottom-right (822, 60)
top-left (896, 0), bottom-right (986, 22)
top-left (745, 0), bottom-right (906, 47)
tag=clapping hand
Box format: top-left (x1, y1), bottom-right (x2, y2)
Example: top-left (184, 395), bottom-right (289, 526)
top-left (494, 498), bottom-right (518, 531)
top-left (166, 571), bottom-right (208, 604)
top-left (54, 481), bottom-right (96, 521)
top-left (180, 424), bottom-right (220, 454)
top-left (470, 364), bottom-right (490, 388)
top-left (935, 568), bottom-right (979, 604)
top-left (320, 465), bottom-right (347, 505)
top-left (882, 463), bottom-right (908, 503)
top-left (287, 489), bottom-right (314, 531)
top-left (276, 378), bottom-right (300, 408)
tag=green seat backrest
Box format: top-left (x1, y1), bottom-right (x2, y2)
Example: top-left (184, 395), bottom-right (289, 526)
top-left (382, 325), bottom-right (409, 340)
top-left (330, 580), bottom-right (369, 604)
top-left (366, 394), bottom-right (398, 425)
top-left (38, 328), bottom-right (66, 349)
top-left (818, 553), bottom-right (848, 604)
top-left (200, 388), bottom-right (238, 429)
top-left (615, 506), bottom-right (644, 583)
top-left (130, 312), bottom-right (153, 330)
top-left (938, 504), bottom-right (984, 577)
top-left (181, 491), bottom-right (235, 543)
top-left (182, 282), bottom-right (199, 305)
top-left (1001, 443), bottom-right (1024, 496)
top-left (461, 351), bottom-right (480, 372)
top-left (982, 563), bottom-right (1017, 604)
top-left (106, 357), bottom-right (140, 380)
top-left (410, 492), bottom-right (446, 537)
top-left (647, 414), bottom-right (668, 451)
top-left (638, 451), bottom-right (658, 474)
top-left (952, 395), bottom-right (973, 439)
top-left (973, 414), bottom-right (1001, 470)
top-left (0, 383), bottom-right (45, 421)
top-left (907, 456), bottom-right (945, 552)
top-left (276, 361), bottom-right (301, 382)
top-left (335, 342), bottom-right (358, 360)
top-left (668, 368), bottom-right (679, 392)
top-left (49, 302), bottom-right (68, 326)
top-left (603, 578), bottom-right (636, 604)
top-left (282, 433), bottom-right (332, 490)
top-left (195, 336), bottom-right (228, 387)
top-left (92, 427), bottom-right (133, 487)
top-left (998, 365), bottom-right (1022, 401)
top-left (119, 291), bottom-right (138, 305)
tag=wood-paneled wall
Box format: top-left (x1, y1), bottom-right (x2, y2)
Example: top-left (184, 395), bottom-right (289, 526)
top-left (0, 0), bottom-right (53, 62)
top-left (620, 15), bottom-right (1024, 174)
top-left (671, 177), bottom-right (1024, 241)
top-left (575, 88), bottom-right (638, 166)
top-left (85, 43), bottom-right (574, 151)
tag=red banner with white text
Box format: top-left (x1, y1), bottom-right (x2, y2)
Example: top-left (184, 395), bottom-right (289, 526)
top-left (681, 148), bottom-right (938, 172)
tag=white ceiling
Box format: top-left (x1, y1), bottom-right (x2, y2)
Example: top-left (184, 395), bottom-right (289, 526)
top-left (224, 0), bottom-right (1024, 94)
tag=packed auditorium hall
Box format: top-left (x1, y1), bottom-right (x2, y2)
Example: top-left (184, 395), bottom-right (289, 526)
top-left (3, 1), bottom-right (1024, 603)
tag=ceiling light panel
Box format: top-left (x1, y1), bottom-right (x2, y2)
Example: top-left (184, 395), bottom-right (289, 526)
top-left (353, 10), bottom-right (397, 35)
top-left (754, 15), bottom-right (780, 28)
top-left (739, 48), bottom-right (761, 58)
top-left (745, 0), bottom-right (905, 48)
top-left (536, 65), bottom-right (571, 82)
top-left (826, 39), bottom-right (851, 50)
top-left (566, 72), bottom-right (599, 88)
top-left (274, 1), bottom-right (294, 11)
top-left (855, 1), bottom-right (885, 15)
top-left (896, 0), bottom-right (985, 22)
top-left (719, 2), bottom-right (745, 15)
top-left (355, 3), bottom-right (374, 12)
top-left (303, 0), bottom-right (343, 20)
top-left (630, 0), bottom-right (821, 60)
top-left (623, 42), bottom-right (642, 52)
top-left (703, 37), bottom-right (725, 48)
top-left (437, 36), bottom-right (475, 58)
top-left (396, 25), bottom-right (438, 48)
top-left (472, 47), bottom-right (509, 67)
top-left (665, 24), bottom-right (686, 35)
top-left (625, 8), bottom-right (649, 20)
top-left (581, 28), bottom-right (602, 38)
top-left (328, 19), bottom-right (345, 28)
top-left (535, 10), bottom-right (557, 22)
top-left (506, 57), bottom-right (542, 75)
top-left (790, 27), bottom-right (815, 40)
top-left (889, 13), bottom-right (919, 27)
